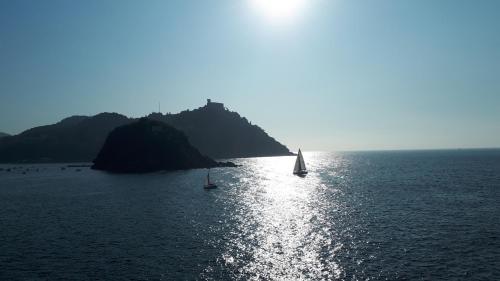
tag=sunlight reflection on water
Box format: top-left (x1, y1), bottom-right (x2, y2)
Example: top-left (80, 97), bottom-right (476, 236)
top-left (206, 153), bottom-right (347, 280)
top-left (2, 151), bottom-right (498, 280)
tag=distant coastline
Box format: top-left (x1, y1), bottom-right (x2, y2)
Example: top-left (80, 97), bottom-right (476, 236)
top-left (334, 147), bottom-right (500, 153)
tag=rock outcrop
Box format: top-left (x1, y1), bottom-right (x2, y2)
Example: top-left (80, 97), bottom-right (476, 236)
top-left (92, 118), bottom-right (235, 173)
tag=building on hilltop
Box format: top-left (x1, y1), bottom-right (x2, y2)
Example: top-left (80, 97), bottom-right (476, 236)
top-left (206, 99), bottom-right (225, 111)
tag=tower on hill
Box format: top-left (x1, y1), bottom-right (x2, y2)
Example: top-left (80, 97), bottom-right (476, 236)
top-left (206, 99), bottom-right (224, 110)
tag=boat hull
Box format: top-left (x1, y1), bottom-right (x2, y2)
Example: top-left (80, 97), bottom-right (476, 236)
top-left (293, 170), bottom-right (308, 176)
top-left (204, 184), bottom-right (217, 189)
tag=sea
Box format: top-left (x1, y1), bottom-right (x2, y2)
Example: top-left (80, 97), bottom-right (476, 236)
top-left (0, 150), bottom-right (499, 280)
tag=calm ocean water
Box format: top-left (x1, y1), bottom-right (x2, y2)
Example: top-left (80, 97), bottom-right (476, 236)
top-left (0, 150), bottom-right (499, 280)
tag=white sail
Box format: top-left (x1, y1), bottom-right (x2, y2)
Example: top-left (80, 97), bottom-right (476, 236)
top-left (293, 149), bottom-right (307, 174)
top-left (204, 169), bottom-right (217, 188)
top-left (293, 154), bottom-right (301, 173)
top-left (298, 149), bottom-right (306, 171)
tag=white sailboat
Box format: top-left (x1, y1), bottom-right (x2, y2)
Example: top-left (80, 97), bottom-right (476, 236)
top-left (203, 169), bottom-right (217, 189)
top-left (293, 149), bottom-right (308, 176)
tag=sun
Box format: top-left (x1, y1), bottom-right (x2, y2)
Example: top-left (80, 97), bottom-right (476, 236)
top-left (249, 0), bottom-right (307, 25)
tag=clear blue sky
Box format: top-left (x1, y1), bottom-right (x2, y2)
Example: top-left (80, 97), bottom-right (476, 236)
top-left (1, 0), bottom-right (499, 151)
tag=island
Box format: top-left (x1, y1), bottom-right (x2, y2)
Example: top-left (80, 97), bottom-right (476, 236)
top-left (91, 118), bottom-right (236, 173)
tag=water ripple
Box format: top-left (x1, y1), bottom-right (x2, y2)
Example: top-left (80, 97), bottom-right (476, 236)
top-left (1, 150), bottom-right (499, 280)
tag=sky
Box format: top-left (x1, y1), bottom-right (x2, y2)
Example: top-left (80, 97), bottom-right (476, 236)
top-left (0, 0), bottom-right (499, 151)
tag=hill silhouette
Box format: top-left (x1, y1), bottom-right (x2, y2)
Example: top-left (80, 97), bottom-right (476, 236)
top-left (0, 101), bottom-right (292, 163)
top-left (0, 132), bottom-right (9, 139)
top-left (92, 118), bottom-right (235, 173)
top-left (0, 113), bottom-right (131, 163)
top-left (148, 100), bottom-right (292, 158)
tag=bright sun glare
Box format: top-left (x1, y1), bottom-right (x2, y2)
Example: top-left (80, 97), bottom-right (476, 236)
top-left (250, 0), bottom-right (307, 25)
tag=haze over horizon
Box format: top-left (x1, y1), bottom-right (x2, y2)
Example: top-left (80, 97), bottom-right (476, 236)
top-left (1, 0), bottom-right (499, 151)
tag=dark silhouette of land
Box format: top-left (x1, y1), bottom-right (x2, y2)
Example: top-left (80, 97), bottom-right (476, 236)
top-left (0, 100), bottom-right (292, 163)
top-left (148, 99), bottom-right (292, 158)
top-left (0, 132), bottom-right (9, 139)
top-left (92, 118), bottom-right (236, 173)
top-left (0, 113), bottom-right (131, 163)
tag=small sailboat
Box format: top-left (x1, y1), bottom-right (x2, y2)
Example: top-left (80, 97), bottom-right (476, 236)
top-left (293, 149), bottom-right (308, 176)
top-left (203, 169), bottom-right (217, 189)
